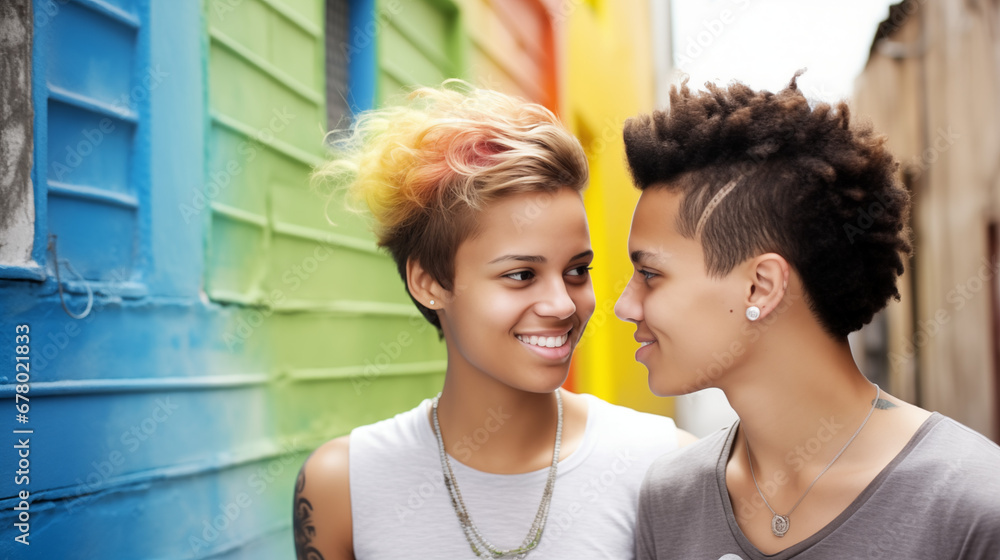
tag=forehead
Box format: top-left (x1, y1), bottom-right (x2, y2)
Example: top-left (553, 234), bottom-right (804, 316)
top-left (458, 188), bottom-right (590, 258)
top-left (628, 187), bottom-right (705, 265)
top-left (630, 187), bottom-right (683, 242)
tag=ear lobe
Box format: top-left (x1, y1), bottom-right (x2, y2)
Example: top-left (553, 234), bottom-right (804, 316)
top-left (406, 257), bottom-right (447, 309)
top-left (745, 253), bottom-right (790, 321)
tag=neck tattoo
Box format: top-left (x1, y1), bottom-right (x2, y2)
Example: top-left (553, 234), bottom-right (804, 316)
top-left (745, 384), bottom-right (880, 538)
top-left (432, 390), bottom-right (563, 559)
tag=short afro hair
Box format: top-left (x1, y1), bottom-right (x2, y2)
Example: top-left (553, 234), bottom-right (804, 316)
top-left (623, 72), bottom-right (911, 338)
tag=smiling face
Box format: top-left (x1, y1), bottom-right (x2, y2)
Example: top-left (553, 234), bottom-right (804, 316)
top-left (437, 188), bottom-right (595, 393)
top-left (615, 187), bottom-right (750, 396)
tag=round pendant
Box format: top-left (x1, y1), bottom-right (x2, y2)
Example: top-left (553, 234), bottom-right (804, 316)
top-left (771, 514), bottom-right (790, 537)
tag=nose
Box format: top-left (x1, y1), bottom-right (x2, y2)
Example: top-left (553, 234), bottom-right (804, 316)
top-left (536, 277), bottom-right (577, 320)
top-left (614, 276), bottom-right (643, 324)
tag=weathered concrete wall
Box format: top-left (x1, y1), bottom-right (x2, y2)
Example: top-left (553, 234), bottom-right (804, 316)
top-left (0, 0), bottom-right (35, 267)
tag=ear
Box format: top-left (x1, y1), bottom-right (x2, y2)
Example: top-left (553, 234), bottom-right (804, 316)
top-left (406, 257), bottom-right (447, 310)
top-left (744, 253), bottom-right (790, 321)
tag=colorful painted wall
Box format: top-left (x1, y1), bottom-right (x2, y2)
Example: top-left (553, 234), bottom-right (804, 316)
top-left (560, 0), bottom-right (672, 417)
top-left (0, 0), bottom-right (666, 557)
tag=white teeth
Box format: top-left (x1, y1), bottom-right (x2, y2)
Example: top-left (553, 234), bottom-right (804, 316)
top-left (640, 341), bottom-right (654, 347)
top-left (517, 333), bottom-right (569, 348)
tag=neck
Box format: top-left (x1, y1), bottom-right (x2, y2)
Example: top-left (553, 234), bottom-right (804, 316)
top-left (721, 325), bottom-right (877, 477)
top-left (434, 364), bottom-right (561, 473)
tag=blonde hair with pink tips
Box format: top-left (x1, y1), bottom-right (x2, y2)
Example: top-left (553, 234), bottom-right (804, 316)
top-left (314, 82), bottom-right (589, 331)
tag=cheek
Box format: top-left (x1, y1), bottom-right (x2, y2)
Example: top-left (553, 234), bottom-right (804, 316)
top-left (470, 291), bottom-right (519, 326)
top-left (641, 287), bottom-right (683, 330)
top-left (647, 284), bottom-right (734, 345)
top-left (672, 296), bottom-right (744, 368)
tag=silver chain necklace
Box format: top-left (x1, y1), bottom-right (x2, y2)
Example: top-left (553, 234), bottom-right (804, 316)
top-left (431, 390), bottom-right (563, 559)
top-left (745, 384), bottom-right (880, 538)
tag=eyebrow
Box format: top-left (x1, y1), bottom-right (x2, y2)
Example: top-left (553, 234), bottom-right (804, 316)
top-left (630, 250), bottom-right (667, 265)
top-left (489, 250), bottom-right (593, 265)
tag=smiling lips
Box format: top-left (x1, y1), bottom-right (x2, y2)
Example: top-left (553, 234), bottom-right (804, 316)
top-left (515, 331), bottom-right (573, 361)
top-left (515, 333), bottom-right (570, 348)
top-left (634, 336), bottom-right (657, 361)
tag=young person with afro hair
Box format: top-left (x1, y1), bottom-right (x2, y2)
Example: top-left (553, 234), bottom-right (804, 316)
top-left (615, 73), bottom-right (1000, 559)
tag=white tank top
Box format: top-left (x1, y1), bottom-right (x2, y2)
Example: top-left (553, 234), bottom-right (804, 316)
top-left (349, 393), bottom-right (679, 559)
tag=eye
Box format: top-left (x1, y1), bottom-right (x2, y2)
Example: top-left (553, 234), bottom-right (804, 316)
top-left (639, 269), bottom-right (657, 281)
top-left (504, 270), bottom-right (535, 282)
top-left (566, 265), bottom-right (593, 277)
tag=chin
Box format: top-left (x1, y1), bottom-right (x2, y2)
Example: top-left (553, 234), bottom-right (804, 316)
top-left (648, 368), bottom-right (699, 397)
top-left (648, 380), bottom-right (676, 398)
top-left (496, 366), bottom-right (567, 395)
top-left (541, 371), bottom-right (572, 393)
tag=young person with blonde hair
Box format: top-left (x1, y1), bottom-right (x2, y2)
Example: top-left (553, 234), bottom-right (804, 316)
top-left (617, 74), bottom-right (1000, 559)
top-left (294, 82), bottom-right (694, 560)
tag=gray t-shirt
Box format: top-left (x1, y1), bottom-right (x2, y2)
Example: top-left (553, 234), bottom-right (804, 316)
top-left (637, 413), bottom-right (1000, 559)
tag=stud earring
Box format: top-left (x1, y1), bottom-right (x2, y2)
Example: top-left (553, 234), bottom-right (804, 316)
top-left (746, 306), bottom-right (761, 321)
top-left (429, 300), bottom-right (435, 306)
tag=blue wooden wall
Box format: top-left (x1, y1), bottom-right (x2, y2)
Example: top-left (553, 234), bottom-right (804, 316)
top-left (0, 1), bottom-right (294, 558)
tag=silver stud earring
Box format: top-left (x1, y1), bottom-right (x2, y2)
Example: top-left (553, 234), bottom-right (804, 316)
top-left (429, 300), bottom-right (435, 306)
top-left (746, 306), bottom-right (761, 321)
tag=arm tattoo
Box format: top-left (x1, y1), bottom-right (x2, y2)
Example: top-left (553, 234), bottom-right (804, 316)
top-left (873, 398), bottom-right (898, 410)
top-left (294, 468), bottom-right (326, 560)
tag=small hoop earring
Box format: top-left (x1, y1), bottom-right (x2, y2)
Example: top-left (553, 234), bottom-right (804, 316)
top-left (746, 306), bottom-right (761, 321)
top-left (429, 300), bottom-right (435, 306)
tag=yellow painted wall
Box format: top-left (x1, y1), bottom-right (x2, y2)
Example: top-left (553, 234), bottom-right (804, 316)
top-left (562, 0), bottom-right (674, 416)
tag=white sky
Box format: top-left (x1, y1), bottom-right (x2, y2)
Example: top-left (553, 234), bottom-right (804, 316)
top-left (670, 0), bottom-right (899, 103)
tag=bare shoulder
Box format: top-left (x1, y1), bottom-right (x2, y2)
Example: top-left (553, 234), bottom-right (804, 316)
top-left (304, 435), bottom-right (352, 478)
top-left (876, 391), bottom-right (933, 432)
top-left (294, 435), bottom-right (354, 560)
